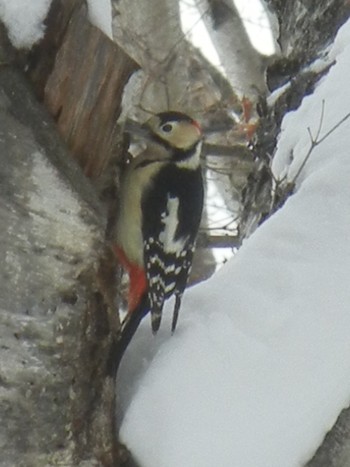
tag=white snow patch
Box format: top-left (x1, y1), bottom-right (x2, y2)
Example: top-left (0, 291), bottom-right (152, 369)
top-left (0, 0), bottom-right (113, 48)
top-left (86, 0), bottom-right (113, 40)
top-left (29, 151), bottom-right (94, 257)
top-left (0, 0), bottom-right (52, 49)
top-left (119, 17), bottom-right (350, 467)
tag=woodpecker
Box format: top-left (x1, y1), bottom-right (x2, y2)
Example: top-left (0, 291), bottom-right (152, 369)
top-left (115, 111), bottom-right (204, 341)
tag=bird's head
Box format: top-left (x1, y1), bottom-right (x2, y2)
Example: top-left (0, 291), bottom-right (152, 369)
top-left (145, 111), bottom-right (202, 151)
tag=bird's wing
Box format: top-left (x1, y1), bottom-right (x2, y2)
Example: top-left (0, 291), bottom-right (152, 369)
top-left (141, 165), bottom-right (203, 332)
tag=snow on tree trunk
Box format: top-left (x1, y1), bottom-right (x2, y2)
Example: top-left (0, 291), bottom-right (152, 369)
top-left (0, 2), bottom-right (145, 464)
top-left (0, 66), bottom-right (125, 465)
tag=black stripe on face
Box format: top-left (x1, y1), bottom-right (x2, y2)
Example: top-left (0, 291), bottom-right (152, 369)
top-left (146, 135), bottom-right (201, 162)
top-left (157, 111), bottom-right (195, 126)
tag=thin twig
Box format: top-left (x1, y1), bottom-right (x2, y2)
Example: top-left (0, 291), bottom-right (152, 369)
top-left (272, 104), bottom-right (350, 213)
top-left (318, 109), bottom-right (350, 145)
top-left (291, 103), bottom-right (350, 185)
top-left (314, 99), bottom-right (325, 141)
top-left (197, 233), bottom-right (240, 249)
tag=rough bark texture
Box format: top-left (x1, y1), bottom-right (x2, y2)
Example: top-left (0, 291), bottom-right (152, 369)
top-left (197, 0), bottom-right (268, 99)
top-left (240, 0), bottom-right (350, 238)
top-left (265, 0), bottom-right (350, 89)
top-left (27, 0), bottom-right (138, 180)
top-left (306, 409), bottom-right (350, 467)
top-left (25, 0), bottom-right (139, 292)
top-left (0, 66), bottom-right (122, 466)
top-left (268, 0), bottom-right (349, 60)
top-left (0, 1), bottom-right (141, 464)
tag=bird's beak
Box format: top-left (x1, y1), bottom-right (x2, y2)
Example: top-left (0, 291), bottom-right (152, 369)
top-left (124, 119), bottom-right (151, 139)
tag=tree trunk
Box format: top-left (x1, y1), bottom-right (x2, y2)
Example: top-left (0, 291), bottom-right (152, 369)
top-left (0, 66), bottom-right (122, 466)
top-left (197, 0), bottom-right (268, 100)
top-left (0, 1), bottom-right (141, 464)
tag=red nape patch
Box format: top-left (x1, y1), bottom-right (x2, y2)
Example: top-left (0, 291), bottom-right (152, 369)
top-left (191, 119), bottom-right (202, 133)
top-left (113, 246), bottom-right (147, 312)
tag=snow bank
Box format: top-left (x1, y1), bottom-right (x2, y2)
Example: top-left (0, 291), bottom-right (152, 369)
top-left (0, 0), bottom-right (52, 48)
top-left (119, 17), bottom-right (350, 467)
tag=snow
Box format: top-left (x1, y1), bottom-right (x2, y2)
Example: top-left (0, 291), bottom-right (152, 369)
top-left (119, 17), bottom-right (350, 467)
top-left (86, 0), bottom-right (113, 40)
top-left (0, 0), bottom-right (52, 48)
top-left (0, 0), bottom-right (113, 49)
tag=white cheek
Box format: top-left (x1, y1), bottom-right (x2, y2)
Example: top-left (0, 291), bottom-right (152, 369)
top-left (176, 141), bottom-right (202, 169)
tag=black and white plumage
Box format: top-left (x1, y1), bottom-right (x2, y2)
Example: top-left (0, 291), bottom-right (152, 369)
top-left (116, 111), bottom-right (204, 339)
top-left (143, 159), bottom-right (203, 332)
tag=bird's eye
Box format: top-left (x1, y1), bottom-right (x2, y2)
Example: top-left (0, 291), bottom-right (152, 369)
top-left (161, 123), bottom-right (173, 133)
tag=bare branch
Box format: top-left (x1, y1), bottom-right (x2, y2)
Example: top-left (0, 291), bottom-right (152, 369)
top-left (202, 143), bottom-right (253, 161)
top-left (292, 104), bottom-right (350, 184)
top-left (314, 99), bottom-right (325, 142)
top-left (317, 109), bottom-right (350, 145)
top-left (271, 103), bottom-right (350, 215)
top-left (197, 233), bottom-right (240, 248)
top-left (307, 126), bottom-right (314, 143)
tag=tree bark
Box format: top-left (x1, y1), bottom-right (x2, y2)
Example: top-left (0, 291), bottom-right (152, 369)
top-left (265, 0), bottom-right (350, 89)
top-left (196, 0), bottom-right (268, 100)
top-left (0, 1), bottom-right (142, 463)
top-left (27, 0), bottom-right (138, 180)
top-left (0, 66), bottom-right (122, 466)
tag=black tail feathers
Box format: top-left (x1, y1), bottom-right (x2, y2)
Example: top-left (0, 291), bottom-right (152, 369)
top-left (107, 294), bottom-right (149, 377)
